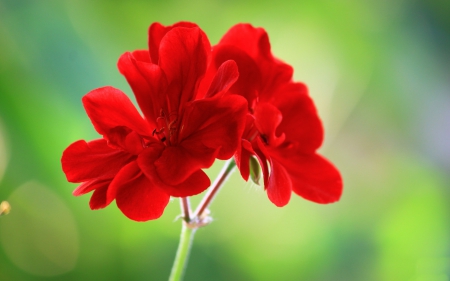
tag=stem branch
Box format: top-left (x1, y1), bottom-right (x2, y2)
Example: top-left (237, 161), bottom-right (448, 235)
top-left (193, 159), bottom-right (236, 220)
top-left (169, 159), bottom-right (236, 281)
top-left (180, 197), bottom-right (191, 222)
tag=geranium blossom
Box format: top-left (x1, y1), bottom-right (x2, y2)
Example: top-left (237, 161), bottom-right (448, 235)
top-left (205, 24), bottom-right (342, 206)
top-left (62, 22), bottom-right (247, 221)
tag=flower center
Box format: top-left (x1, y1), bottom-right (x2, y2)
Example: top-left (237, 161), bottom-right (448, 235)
top-left (152, 109), bottom-right (178, 146)
top-left (260, 134), bottom-right (269, 145)
top-left (247, 123), bottom-right (269, 145)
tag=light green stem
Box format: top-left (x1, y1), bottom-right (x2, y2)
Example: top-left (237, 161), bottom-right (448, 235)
top-left (168, 223), bottom-right (196, 281)
top-left (168, 159), bottom-right (236, 281)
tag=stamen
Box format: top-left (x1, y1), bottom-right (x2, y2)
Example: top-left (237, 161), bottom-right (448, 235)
top-left (152, 127), bottom-right (167, 143)
top-left (153, 109), bottom-right (179, 145)
top-left (247, 124), bottom-right (260, 142)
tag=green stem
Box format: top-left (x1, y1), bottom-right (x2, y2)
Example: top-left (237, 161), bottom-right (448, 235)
top-left (168, 222), bottom-right (196, 281)
top-left (168, 159), bottom-right (237, 281)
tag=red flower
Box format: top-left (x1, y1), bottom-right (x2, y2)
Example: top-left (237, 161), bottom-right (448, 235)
top-left (206, 24), bottom-right (342, 207)
top-left (62, 22), bottom-right (247, 221)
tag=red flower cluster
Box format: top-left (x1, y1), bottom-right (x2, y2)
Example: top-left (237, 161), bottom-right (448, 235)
top-left (206, 24), bottom-right (343, 207)
top-left (62, 22), bottom-right (342, 221)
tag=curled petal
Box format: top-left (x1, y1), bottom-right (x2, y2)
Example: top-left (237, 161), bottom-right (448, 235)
top-left (268, 83), bottom-right (323, 152)
top-left (254, 102), bottom-right (285, 148)
top-left (108, 161), bottom-right (170, 221)
top-left (62, 139), bottom-right (134, 183)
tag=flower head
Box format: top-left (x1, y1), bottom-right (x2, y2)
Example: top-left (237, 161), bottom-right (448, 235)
top-left (62, 22), bottom-right (247, 221)
top-left (207, 24), bottom-right (343, 206)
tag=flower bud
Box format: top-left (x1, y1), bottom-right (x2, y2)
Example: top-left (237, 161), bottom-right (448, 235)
top-left (249, 156), bottom-right (261, 185)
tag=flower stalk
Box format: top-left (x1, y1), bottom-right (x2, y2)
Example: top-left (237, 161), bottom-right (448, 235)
top-left (193, 159), bottom-right (236, 221)
top-left (169, 159), bottom-right (236, 281)
top-left (168, 221), bottom-right (196, 281)
top-left (180, 197), bottom-right (192, 223)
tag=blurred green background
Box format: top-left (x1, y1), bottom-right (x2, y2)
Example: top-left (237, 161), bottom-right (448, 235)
top-left (1, 0), bottom-right (450, 280)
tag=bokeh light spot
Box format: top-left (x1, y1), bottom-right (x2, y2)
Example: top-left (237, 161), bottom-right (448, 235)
top-left (0, 181), bottom-right (79, 277)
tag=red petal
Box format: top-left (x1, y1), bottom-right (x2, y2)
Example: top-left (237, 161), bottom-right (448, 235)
top-left (218, 24), bottom-right (270, 60)
top-left (108, 161), bottom-right (170, 221)
top-left (82, 86), bottom-right (153, 139)
top-left (132, 59), bottom-right (168, 122)
top-left (179, 94), bottom-right (247, 160)
top-left (204, 60), bottom-right (239, 98)
top-left (254, 102), bottom-right (286, 148)
top-left (62, 139), bottom-right (134, 183)
top-left (148, 22), bottom-right (200, 64)
top-left (234, 139), bottom-right (253, 181)
top-left (235, 114), bottom-right (259, 181)
top-left (266, 159), bottom-right (292, 207)
top-left (210, 45), bottom-right (261, 106)
top-left (89, 185), bottom-right (111, 210)
top-left (72, 179), bottom-right (110, 196)
top-left (138, 147), bottom-right (211, 197)
top-left (284, 153), bottom-right (343, 204)
top-left (158, 27), bottom-right (211, 113)
top-left (156, 170), bottom-right (210, 197)
top-left (267, 83), bottom-right (323, 152)
top-left (129, 49), bottom-right (151, 63)
top-left (117, 51), bottom-right (161, 124)
top-left (108, 129), bottom-right (149, 155)
top-left (254, 138), bottom-right (271, 190)
top-left (154, 145), bottom-right (216, 186)
top-left (260, 60), bottom-right (294, 96)
top-left (217, 23), bottom-right (293, 92)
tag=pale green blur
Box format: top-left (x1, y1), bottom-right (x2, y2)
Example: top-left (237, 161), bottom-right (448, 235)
top-left (0, 0), bottom-right (449, 280)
